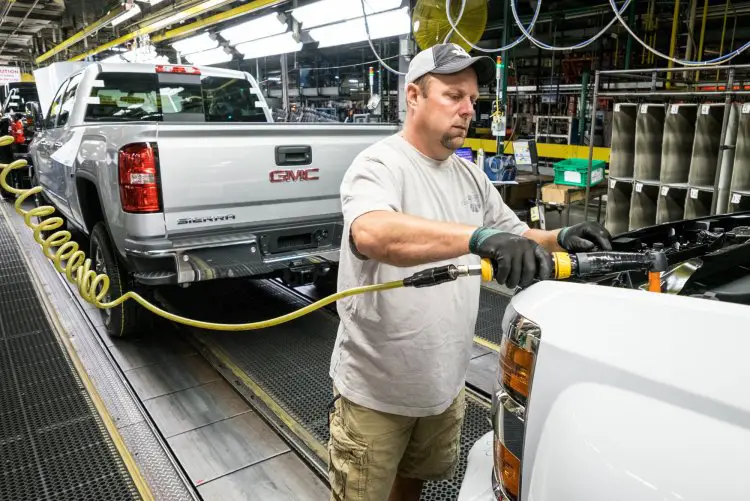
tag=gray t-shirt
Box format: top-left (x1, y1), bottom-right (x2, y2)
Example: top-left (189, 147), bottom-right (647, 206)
top-left (330, 133), bottom-right (529, 417)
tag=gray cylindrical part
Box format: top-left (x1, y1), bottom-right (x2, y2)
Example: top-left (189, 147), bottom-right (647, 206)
top-left (576, 252), bottom-right (650, 276)
top-left (660, 104), bottom-right (697, 185)
top-left (634, 104), bottom-right (666, 183)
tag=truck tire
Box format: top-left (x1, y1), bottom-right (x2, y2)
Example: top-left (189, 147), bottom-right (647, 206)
top-left (89, 222), bottom-right (149, 338)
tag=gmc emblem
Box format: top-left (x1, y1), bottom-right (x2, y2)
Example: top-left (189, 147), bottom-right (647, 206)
top-left (269, 168), bottom-right (319, 183)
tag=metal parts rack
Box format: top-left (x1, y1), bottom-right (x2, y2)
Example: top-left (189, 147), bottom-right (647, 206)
top-left (582, 64), bottom-right (750, 230)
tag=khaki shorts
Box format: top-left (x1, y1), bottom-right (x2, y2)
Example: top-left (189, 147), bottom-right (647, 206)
top-left (327, 388), bottom-right (466, 501)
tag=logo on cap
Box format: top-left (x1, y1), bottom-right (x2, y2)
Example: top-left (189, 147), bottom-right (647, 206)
top-left (450, 44), bottom-right (470, 58)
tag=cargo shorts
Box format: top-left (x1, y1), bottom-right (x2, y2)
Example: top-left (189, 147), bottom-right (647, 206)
top-left (327, 387), bottom-right (466, 501)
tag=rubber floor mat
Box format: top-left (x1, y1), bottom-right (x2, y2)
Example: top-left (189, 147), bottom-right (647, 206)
top-left (0, 210), bottom-right (143, 501)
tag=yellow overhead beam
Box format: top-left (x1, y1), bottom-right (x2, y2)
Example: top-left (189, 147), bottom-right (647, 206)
top-left (68, 0), bottom-right (242, 62)
top-left (463, 138), bottom-right (611, 163)
top-left (151, 0), bottom-right (285, 43)
top-left (36, 8), bottom-right (124, 64)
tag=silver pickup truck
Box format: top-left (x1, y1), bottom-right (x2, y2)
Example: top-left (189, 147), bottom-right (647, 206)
top-left (29, 62), bottom-right (396, 337)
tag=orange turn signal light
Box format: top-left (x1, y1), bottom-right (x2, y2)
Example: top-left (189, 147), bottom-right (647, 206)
top-left (495, 440), bottom-right (521, 500)
top-left (500, 338), bottom-right (535, 402)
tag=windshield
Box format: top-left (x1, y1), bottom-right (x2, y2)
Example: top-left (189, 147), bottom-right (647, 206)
top-left (84, 71), bottom-right (267, 123)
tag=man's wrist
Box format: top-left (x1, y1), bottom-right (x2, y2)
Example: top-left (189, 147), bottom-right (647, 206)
top-left (469, 227), bottom-right (503, 254)
top-left (556, 226), bottom-right (569, 248)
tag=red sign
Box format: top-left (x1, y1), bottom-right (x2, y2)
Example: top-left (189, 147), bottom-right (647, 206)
top-left (269, 168), bottom-right (319, 183)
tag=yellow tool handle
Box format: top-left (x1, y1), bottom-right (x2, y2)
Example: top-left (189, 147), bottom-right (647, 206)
top-left (479, 252), bottom-right (573, 283)
top-left (551, 252), bottom-right (573, 279)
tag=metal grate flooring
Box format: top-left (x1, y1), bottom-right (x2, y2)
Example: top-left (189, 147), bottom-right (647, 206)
top-left (160, 278), bottom-right (493, 501)
top-left (0, 210), bottom-right (142, 501)
top-left (476, 288), bottom-right (510, 346)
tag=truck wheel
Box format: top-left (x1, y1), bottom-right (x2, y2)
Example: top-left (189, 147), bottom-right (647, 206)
top-left (89, 222), bottom-right (149, 338)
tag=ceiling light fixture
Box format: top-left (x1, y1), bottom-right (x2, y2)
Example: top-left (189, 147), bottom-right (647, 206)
top-left (308, 7), bottom-right (410, 48)
top-left (110, 4), bottom-right (142, 27)
top-left (185, 47), bottom-right (233, 66)
top-left (236, 31), bottom-right (302, 59)
top-left (149, 0), bottom-right (227, 31)
top-left (220, 12), bottom-right (287, 46)
top-left (171, 32), bottom-right (218, 55)
top-left (291, 0), bottom-right (401, 29)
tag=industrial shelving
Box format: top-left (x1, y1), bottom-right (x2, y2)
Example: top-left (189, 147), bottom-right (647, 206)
top-left (534, 115), bottom-right (575, 144)
top-left (728, 104), bottom-right (750, 213)
top-left (608, 103), bottom-right (637, 180)
top-left (581, 64), bottom-right (750, 233)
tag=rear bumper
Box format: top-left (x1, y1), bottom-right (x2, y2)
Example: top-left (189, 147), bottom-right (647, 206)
top-left (123, 221), bottom-right (343, 285)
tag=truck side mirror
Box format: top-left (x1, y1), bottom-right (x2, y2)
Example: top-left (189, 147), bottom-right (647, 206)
top-left (27, 102), bottom-right (44, 131)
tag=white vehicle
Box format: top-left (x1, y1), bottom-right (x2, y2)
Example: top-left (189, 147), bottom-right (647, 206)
top-left (459, 211), bottom-right (750, 501)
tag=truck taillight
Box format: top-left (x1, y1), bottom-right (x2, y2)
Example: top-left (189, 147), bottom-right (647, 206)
top-left (155, 64), bottom-right (201, 75)
top-left (118, 143), bottom-right (161, 213)
top-left (492, 308), bottom-right (540, 501)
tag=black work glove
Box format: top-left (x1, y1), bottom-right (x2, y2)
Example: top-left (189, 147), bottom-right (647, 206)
top-left (557, 221), bottom-right (613, 252)
top-left (470, 228), bottom-right (553, 289)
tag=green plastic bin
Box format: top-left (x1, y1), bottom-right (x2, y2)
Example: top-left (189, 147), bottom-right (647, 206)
top-left (553, 158), bottom-right (606, 187)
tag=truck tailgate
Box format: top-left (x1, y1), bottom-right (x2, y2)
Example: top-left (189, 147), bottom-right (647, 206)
top-left (155, 124), bottom-right (394, 234)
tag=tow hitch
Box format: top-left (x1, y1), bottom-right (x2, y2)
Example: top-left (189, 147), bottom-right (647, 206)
top-left (281, 258), bottom-right (334, 288)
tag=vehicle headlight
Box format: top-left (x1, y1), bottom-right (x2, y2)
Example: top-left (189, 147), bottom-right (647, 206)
top-left (492, 305), bottom-right (541, 501)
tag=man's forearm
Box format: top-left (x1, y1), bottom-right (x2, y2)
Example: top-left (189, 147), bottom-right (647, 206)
top-left (351, 211), bottom-right (476, 267)
top-left (523, 228), bottom-right (563, 253)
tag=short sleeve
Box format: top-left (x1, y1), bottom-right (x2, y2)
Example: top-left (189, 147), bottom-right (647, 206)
top-left (481, 176), bottom-right (529, 235)
top-left (340, 155), bottom-right (402, 223)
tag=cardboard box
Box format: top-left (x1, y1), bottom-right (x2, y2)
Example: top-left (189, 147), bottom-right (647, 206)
top-left (542, 183), bottom-right (581, 205)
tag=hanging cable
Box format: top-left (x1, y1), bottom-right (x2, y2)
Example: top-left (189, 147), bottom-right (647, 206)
top-left (607, 0), bottom-right (750, 65)
top-left (511, 0), bottom-right (632, 52)
top-left (360, 0), bottom-right (405, 76)
top-left (444, 0), bottom-right (542, 53)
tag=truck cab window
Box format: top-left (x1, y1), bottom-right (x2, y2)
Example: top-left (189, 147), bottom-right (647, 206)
top-left (84, 71), bottom-right (265, 123)
top-left (159, 83), bottom-right (205, 122)
top-left (57, 73), bottom-right (83, 128)
top-left (201, 76), bottom-right (266, 123)
top-left (85, 73), bottom-right (161, 122)
top-left (46, 81), bottom-right (68, 129)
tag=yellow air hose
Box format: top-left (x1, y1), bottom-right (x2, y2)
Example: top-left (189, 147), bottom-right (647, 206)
top-left (0, 135), bottom-right (492, 331)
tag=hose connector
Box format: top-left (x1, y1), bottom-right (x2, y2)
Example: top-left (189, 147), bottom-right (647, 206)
top-left (403, 265), bottom-right (462, 288)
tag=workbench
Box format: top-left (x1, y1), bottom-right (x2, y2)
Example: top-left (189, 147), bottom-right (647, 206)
top-left (492, 174), bottom-right (553, 208)
top-left (541, 181), bottom-right (608, 226)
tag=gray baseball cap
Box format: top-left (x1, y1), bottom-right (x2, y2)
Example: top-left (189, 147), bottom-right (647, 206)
top-left (405, 43), bottom-right (495, 86)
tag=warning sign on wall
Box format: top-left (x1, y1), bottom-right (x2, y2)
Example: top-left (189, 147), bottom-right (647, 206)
top-left (0, 66), bottom-right (21, 84)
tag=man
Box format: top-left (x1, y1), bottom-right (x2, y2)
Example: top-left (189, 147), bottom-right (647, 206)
top-left (328, 43), bottom-right (611, 501)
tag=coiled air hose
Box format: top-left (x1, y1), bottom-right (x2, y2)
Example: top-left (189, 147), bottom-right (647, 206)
top-left (0, 135), bottom-right (495, 331)
top-left (1, 133), bottom-right (665, 331)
